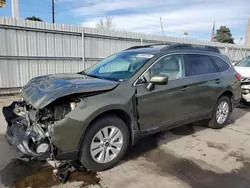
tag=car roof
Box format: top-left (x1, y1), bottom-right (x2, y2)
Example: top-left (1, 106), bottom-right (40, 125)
top-left (124, 43), bottom-right (221, 55)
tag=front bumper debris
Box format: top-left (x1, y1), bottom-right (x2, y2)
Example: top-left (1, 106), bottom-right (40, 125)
top-left (2, 101), bottom-right (87, 184)
top-left (2, 102), bottom-right (50, 159)
top-left (5, 123), bottom-right (50, 158)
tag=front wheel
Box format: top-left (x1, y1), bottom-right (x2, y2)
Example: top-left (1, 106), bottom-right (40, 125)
top-left (208, 96), bottom-right (231, 129)
top-left (79, 115), bottom-right (129, 171)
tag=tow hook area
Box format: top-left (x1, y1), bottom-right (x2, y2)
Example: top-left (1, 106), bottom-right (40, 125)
top-left (47, 136), bottom-right (88, 184)
top-left (48, 160), bottom-right (87, 183)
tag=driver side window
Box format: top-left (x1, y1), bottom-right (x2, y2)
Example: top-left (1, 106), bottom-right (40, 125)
top-left (143, 54), bottom-right (185, 82)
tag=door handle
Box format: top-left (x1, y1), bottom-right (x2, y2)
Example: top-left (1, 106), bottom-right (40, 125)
top-left (215, 78), bottom-right (221, 84)
top-left (180, 86), bottom-right (189, 91)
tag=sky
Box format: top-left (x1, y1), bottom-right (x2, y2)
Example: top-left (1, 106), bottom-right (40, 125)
top-left (0, 0), bottom-right (249, 44)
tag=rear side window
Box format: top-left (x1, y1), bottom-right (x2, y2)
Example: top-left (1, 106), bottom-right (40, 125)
top-left (184, 54), bottom-right (218, 76)
top-left (210, 56), bottom-right (230, 72)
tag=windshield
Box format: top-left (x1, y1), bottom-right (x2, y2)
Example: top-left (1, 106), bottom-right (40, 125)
top-left (236, 56), bottom-right (250, 67)
top-left (86, 51), bottom-right (154, 81)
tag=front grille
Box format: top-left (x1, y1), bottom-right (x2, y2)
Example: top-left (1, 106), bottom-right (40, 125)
top-left (241, 77), bottom-right (250, 83)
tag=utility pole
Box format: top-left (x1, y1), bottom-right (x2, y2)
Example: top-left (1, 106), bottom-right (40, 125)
top-left (11, 0), bottom-right (19, 18)
top-left (52, 0), bottom-right (55, 23)
top-left (160, 17), bottom-right (165, 37)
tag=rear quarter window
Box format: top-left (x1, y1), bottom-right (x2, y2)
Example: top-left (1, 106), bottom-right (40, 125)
top-left (210, 56), bottom-right (230, 72)
top-left (184, 54), bottom-right (218, 76)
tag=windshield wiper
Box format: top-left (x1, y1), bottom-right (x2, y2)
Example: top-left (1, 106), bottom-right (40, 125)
top-left (87, 74), bottom-right (119, 81)
top-left (77, 70), bottom-right (87, 75)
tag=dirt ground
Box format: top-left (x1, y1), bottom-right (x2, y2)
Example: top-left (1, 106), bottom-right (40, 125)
top-left (1, 96), bottom-right (250, 188)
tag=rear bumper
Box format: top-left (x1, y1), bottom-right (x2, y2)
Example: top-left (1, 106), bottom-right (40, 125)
top-left (242, 93), bottom-right (250, 102)
top-left (241, 84), bottom-right (250, 102)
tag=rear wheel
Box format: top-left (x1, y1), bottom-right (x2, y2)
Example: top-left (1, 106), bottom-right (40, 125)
top-left (208, 96), bottom-right (231, 129)
top-left (79, 115), bottom-right (129, 171)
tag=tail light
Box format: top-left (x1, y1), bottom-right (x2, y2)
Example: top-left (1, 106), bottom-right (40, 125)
top-left (235, 73), bottom-right (241, 81)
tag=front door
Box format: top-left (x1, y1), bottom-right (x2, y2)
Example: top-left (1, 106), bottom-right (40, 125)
top-left (136, 54), bottom-right (195, 131)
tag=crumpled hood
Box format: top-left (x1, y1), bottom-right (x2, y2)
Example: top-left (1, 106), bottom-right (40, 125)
top-left (21, 73), bottom-right (119, 109)
top-left (234, 67), bottom-right (250, 78)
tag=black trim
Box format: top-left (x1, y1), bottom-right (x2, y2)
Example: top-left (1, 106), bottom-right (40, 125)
top-left (137, 111), bottom-right (212, 138)
top-left (56, 150), bottom-right (78, 160)
top-left (233, 98), bottom-right (241, 108)
top-left (208, 55), bottom-right (221, 72)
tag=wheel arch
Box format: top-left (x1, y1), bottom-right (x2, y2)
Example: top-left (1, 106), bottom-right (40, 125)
top-left (218, 90), bottom-right (234, 111)
top-left (77, 108), bottom-right (137, 156)
top-left (89, 109), bottom-right (133, 141)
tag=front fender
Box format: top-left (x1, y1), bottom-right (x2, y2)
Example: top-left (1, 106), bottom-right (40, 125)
top-left (52, 86), bottom-right (137, 153)
top-left (67, 86), bottom-right (136, 124)
top-left (69, 103), bottom-right (132, 124)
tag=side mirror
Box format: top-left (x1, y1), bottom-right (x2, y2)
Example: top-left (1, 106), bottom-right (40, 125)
top-left (147, 75), bottom-right (168, 90)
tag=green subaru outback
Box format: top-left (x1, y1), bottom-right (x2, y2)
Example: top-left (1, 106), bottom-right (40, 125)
top-left (3, 43), bottom-right (241, 171)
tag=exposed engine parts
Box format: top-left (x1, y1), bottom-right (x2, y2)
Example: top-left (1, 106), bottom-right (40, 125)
top-left (3, 97), bottom-right (82, 183)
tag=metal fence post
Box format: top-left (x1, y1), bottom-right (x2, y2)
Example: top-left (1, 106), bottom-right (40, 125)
top-left (140, 35), bottom-right (143, 45)
top-left (239, 48), bottom-right (243, 60)
top-left (82, 29), bottom-right (85, 70)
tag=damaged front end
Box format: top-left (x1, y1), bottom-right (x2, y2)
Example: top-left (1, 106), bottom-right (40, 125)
top-left (2, 73), bottom-right (120, 182)
top-left (2, 97), bottom-right (78, 161)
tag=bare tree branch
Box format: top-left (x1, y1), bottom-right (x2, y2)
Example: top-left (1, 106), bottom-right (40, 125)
top-left (96, 17), bottom-right (115, 30)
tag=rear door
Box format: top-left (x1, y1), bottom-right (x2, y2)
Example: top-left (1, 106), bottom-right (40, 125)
top-left (183, 54), bottom-right (222, 115)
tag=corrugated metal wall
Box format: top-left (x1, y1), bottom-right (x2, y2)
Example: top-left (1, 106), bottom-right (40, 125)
top-left (0, 17), bottom-right (250, 89)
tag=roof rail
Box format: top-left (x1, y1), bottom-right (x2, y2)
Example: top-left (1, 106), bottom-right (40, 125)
top-left (124, 42), bottom-right (175, 50)
top-left (125, 43), bottom-right (221, 54)
top-left (161, 43), bottom-right (221, 53)
top-left (125, 45), bottom-right (152, 50)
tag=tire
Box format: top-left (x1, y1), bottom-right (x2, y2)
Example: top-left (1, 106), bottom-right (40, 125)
top-left (79, 115), bottom-right (129, 171)
top-left (208, 96), bottom-right (232, 129)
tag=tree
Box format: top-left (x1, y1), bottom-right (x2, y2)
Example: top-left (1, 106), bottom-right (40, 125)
top-left (0, 0), bottom-right (6, 8)
top-left (214, 26), bottom-right (234, 44)
top-left (96, 17), bottom-right (115, 30)
top-left (25, 16), bottom-right (43, 22)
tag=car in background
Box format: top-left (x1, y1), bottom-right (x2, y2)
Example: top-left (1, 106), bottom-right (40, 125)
top-left (234, 56), bottom-right (250, 103)
top-left (3, 43), bottom-right (241, 171)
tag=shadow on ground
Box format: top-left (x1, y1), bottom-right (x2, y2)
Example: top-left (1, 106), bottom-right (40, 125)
top-left (121, 106), bottom-right (250, 188)
top-left (144, 147), bottom-right (250, 188)
top-left (228, 104), bottom-right (250, 124)
top-left (0, 159), bottom-right (101, 188)
top-left (0, 141), bottom-right (101, 188)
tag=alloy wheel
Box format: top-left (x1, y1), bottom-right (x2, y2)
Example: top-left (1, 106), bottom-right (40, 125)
top-left (90, 126), bottom-right (123, 164)
top-left (216, 101), bottom-right (229, 124)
